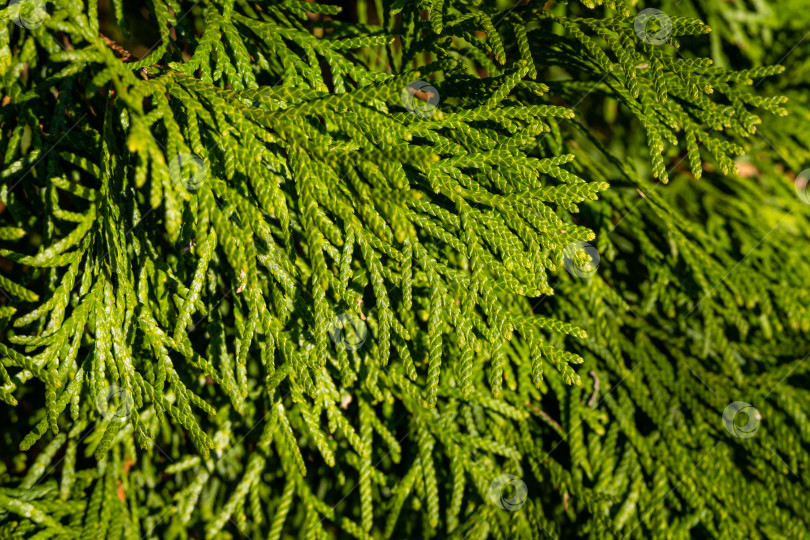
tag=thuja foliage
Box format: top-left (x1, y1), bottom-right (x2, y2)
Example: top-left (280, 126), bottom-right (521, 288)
top-left (0, 0), bottom-right (808, 538)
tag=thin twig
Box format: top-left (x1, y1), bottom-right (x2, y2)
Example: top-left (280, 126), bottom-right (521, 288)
top-left (525, 401), bottom-right (563, 433)
top-left (99, 31), bottom-right (134, 62)
top-left (587, 370), bottom-right (600, 407)
top-left (99, 32), bottom-right (151, 81)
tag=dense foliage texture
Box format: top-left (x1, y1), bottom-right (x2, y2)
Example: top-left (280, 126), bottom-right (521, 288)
top-left (0, 0), bottom-right (808, 538)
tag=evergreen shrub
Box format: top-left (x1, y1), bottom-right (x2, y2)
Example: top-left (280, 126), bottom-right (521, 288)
top-left (0, 0), bottom-right (808, 538)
